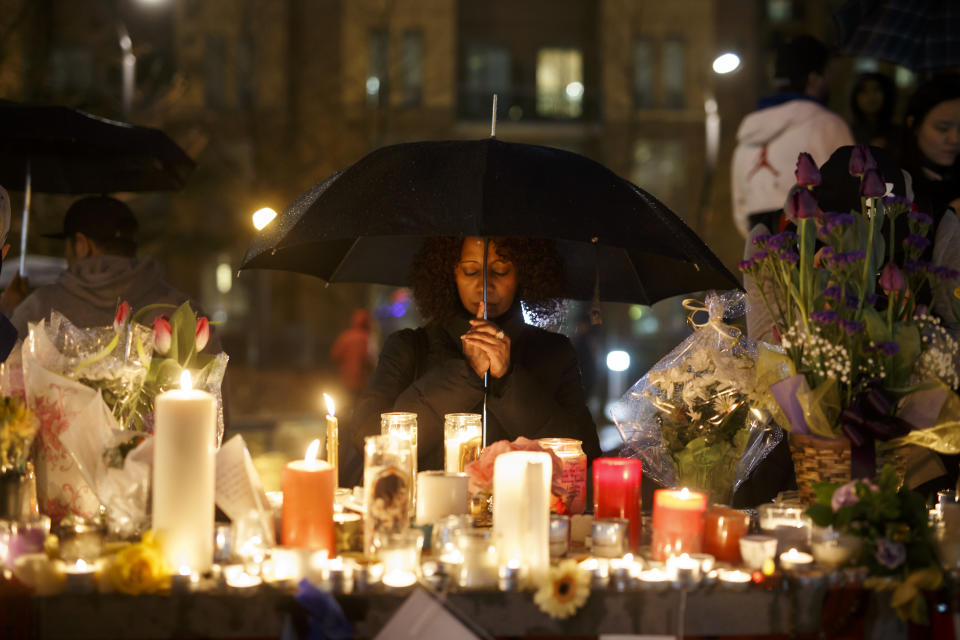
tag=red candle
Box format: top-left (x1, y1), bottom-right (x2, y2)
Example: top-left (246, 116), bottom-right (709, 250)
top-left (592, 458), bottom-right (642, 550)
top-left (703, 506), bottom-right (750, 563)
top-left (281, 439), bottom-right (335, 553)
top-left (651, 488), bottom-right (707, 561)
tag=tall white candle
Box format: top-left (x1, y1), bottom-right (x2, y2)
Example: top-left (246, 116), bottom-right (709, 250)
top-left (324, 393), bottom-right (339, 487)
top-left (152, 370), bottom-right (217, 573)
top-left (493, 451), bottom-right (551, 585)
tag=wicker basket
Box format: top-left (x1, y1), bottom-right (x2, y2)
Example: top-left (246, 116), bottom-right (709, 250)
top-left (788, 434), bottom-right (910, 504)
top-left (788, 433), bottom-right (852, 504)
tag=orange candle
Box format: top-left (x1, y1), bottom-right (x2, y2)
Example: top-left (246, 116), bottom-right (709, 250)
top-left (281, 439), bottom-right (335, 552)
top-left (651, 488), bottom-right (707, 561)
top-left (703, 506), bottom-right (750, 563)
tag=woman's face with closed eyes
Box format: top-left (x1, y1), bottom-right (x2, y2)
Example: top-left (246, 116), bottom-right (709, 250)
top-left (455, 237), bottom-right (518, 318)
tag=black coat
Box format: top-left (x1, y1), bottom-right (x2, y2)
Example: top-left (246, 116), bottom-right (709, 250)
top-left (343, 305), bottom-right (602, 487)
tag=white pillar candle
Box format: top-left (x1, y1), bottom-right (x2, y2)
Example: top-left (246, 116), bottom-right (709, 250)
top-left (493, 451), bottom-right (551, 585)
top-left (153, 370), bottom-right (217, 574)
top-left (415, 471), bottom-right (469, 525)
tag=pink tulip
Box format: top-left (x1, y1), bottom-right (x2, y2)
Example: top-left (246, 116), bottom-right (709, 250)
top-left (859, 168), bottom-right (887, 198)
top-left (786, 187), bottom-right (818, 220)
top-left (195, 316), bottom-right (210, 351)
top-left (113, 301), bottom-right (132, 333)
top-left (879, 262), bottom-right (904, 293)
top-left (848, 144), bottom-right (877, 177)
top-left (152, 315), bottom-right (172, 355)
top-left (794, 152), bottom-right (821, 187)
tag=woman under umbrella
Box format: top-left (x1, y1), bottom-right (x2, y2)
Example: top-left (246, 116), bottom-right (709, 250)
top-left (341, 236), bottom-right (601, 488)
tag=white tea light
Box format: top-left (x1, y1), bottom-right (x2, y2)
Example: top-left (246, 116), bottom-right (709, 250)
top-left (779, 547), bottom-right (814, 572)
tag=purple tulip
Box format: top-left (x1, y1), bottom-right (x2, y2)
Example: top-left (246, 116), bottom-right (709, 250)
top-left (859, 168), bottom-right (887, 199)
top-left (879, 262), bottom-right (904, 293)
top-left (795, 152), bottom-right (821, 186)
top-left (875, 538), bottom-right (906, 569)
top-left (787, 188), bottom-right (819, 220)
top-left (848, 144), bottom-right (877, 177)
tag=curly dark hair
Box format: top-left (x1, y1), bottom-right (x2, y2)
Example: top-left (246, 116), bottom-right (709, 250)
top-left (410, 237), bottom-right (566, 324)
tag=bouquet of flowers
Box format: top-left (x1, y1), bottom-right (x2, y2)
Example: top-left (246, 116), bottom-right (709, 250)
top-left (464, 437), bottom-right (565, 513)
top-left (0, 395), bottom-right (39, 473)
top-left (739, 147), bottom-right (960, 483)
top-left (807, 466), bottom-right (942, 624)
top-left (610, 291), bottom-right (782, 504)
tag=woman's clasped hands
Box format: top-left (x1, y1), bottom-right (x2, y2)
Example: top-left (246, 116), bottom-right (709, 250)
top-left (461, 301), bottom-right (511, 378)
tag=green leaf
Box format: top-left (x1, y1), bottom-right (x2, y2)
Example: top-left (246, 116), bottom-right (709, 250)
top-left (813, 481), bottom-right (839, 505)
top-left (862, 307), bottom-right (890, 343)
top-left (806, 503), bottom-right (835, 528)
top-left (889, 324), bottom-right (921, 388)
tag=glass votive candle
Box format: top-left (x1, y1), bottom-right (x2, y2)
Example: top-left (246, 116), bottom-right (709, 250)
top-left (223, 564), bottom-right (263, 591)
top-left (266, 547), bottom-right (309, 583)
top-left (538, 438), bottom-right (587, 515)
top-left (322, 557), bottom-right (354, 593)
top-left (717, 568), bottom-right (752, 590)
top-left (636, 566), bottom-right (671, 590)
top-left (454, 527), bottom-right (497, 589)
top-left (609, 554), bottom-right (635, 591)
top-left (364, 434), bottom-right (413, 556)
top-left (549, 514), bottom-right (570, 557)
top-left (758, 503), bottom-right (811, 554)
top-left (591, 517), bottom-right (629, 557)
top-left (443, 413), bottom-right (482, 473)
top-left (379, 528), bottom-right (424, 589)
top-left (579, 557), bottom-right (609, 589)
top-left (8, 516), bottom-right (50, 570)
top-left (63, 558), bottom-right (98, 594)
top-left (170, 566), bottom-right (199, 594)
top-left (811, 527), bottom-right (861, 570)
top-left (498, 560), bottom-right (521, 591)
top-left (415, 471), bottom-right (469, 526)
top-left (432, 514), bottom-right (473, 562)
top-left (666, 553), bottom-right (702, 586)
top-left (381, 412), bottom-right (418, 518)
top-left (214, 522), bottom-right (233, 563)
top-left (739, 534), bottom-right (778, 570)
top-left (779, 547), bottom-right (814, 572)
top-left (0, 519), bottom-right (11, 569)
top-left (689, 552), bottom-right (715, 574)
top-left (650, 488), bottom-right (707, 561)
top-left (57, 515), bottom-right (104, 564)
top-left (702, 506), bottom-right (750, 563)
top-left (334, 512), bottom-right (363, 553)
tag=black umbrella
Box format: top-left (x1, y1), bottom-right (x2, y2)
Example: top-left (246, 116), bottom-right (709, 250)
top-left (834, 0), bottom-right (960, 71)
top-left (241, 138), bottom-right (739, 305)
top-left (0, 100), bottom-right (195, 273)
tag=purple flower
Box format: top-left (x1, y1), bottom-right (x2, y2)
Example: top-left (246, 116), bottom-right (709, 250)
top-left (831, 481), bottom-right (861, 510)
top-left (908, 210), bottom-right (933, 225)
top-left (930, 265), bottom-right (960, 282)
top-left (879, 262), bottom-right (904, 293)
top-left (753, 251), bottom-right (769, 261)
top-left (903, 234), bottom-right (931, 251)
top-left (795, 152), bottom-right (821, 186)
top-left (883, 195), bottom-right (913, 208)
top-left (859, 168), bottom-right (887, 199)
top-left (904, 259), bottom-right (928, 275)
top-left (823, 285), bottom-right (842, 301)
top-left (845, 293), bottom-right (860, 310)
top-left (779, 250), bottom-right (799, 264)
top-left (752, 233), bottom-right (771, 247)
top-left (786, 188), bottom-right (819, 220)
top-left (849, 144), bottom-right (878, 177)
top-left (811, 310), bottom-right (839, 325)
top-left (914, 304), bottom-right (929, 318)
top-left (767, 231), bottom-right (797, 250)
top-left (875, 538), bottom-right (906, 570)
top-left (841, 319), bottom-right (864, 335)
top-left (870, 341), bottom-right (900, 356)
top-left (845, 250), bottom-right (867, 263)
top-left (821, 212), bottom-right (856, 232)
top-left (737, 259), bottom-right (754, 272)
top-left (863, 293), bottom-right (878, 306)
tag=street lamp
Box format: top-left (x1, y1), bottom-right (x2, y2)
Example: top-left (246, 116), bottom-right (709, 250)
top-left (252, 207), bottom-right (277, 231)
top-left (712, 52), bottom-right (741, 75)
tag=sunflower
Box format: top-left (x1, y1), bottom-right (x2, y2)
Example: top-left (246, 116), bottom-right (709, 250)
top-left (533, 559), bottom-right (590, 620)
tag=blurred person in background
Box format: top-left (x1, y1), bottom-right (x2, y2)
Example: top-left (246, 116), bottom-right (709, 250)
top-left (849, 72), bottom-right (900, 149)
top-left (330, 308), bottom-right (376, 405)
top-left (0, 186), bottom-right (19, 360)
top-left (731, 35), bottom-right (854, 238)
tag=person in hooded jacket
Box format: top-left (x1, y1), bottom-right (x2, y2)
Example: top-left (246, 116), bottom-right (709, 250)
top-left (330, 308), bottom-right (376, 397)
top-left (2, 196), bottom-right (203, 341)
top-left (341, 236), bottom-right (601, 488)
top-left (731, 35), bottom-right (854, 238)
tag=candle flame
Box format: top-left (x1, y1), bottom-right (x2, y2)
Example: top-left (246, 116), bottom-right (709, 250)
top-left (74, 559), bottom-right (89, 571)
top-left (786, 547), bottom-right (798, 558)
top-left (324, 393), bottom-right (336, 417)
top-left (178, 565), bottom-right (191, 576)
top-left (180, 369), bottom-right (193, 391)
top-left (305, 439), bottom-right (321, 463)
top-left (678, 487), bottom-right (690, 499)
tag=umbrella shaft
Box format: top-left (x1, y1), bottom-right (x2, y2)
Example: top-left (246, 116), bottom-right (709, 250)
top-left (19, 161), bottom-right (31, 277)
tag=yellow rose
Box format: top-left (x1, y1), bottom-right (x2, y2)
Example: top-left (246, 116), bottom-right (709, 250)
top-left (107, 530), bottom-right (172, 595)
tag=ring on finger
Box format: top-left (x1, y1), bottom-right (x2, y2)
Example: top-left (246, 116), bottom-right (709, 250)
top-left (495, 329), bottom-right (505, 340)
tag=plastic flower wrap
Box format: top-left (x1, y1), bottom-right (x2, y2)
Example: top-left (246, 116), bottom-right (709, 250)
top-left (464, 437), bottom-right (566, 511)
top-left (806, 466), bottom-right (941, 624)
top-left (610, 292), bottom-right (782, 504)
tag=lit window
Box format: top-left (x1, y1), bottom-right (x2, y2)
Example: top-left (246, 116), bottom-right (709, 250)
top-left (663, 37), bottom-right (686, 109)
top-left (633, 38), bottom-right (654, 109)
top-left (535, 48), bottom-right (583, 118)
top-left (401, 31), bottom-right (423, 107)
top-left (766, 0), bottom-right (793, 23)
top-left (632, 139), bottom-right (686, 212)
top-left (367, 29), bottom-right (389, 108)
top-left (461, 43), bottom-right (511, 119)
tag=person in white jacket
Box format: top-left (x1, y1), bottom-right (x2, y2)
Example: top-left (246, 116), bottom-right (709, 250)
top-left (731, 35), bottom-right (854, 238)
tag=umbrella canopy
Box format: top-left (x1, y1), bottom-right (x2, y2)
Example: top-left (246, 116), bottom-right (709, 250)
top-left (0, 100), bottom-right (195, 193)
top-left (241, 138), bottom-right (739, 305)
top-left (834, 0), bottom-right (960, 71)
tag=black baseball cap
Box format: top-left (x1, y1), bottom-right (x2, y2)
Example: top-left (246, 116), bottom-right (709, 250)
top-left (42, 196), bottom-right (138, 244)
